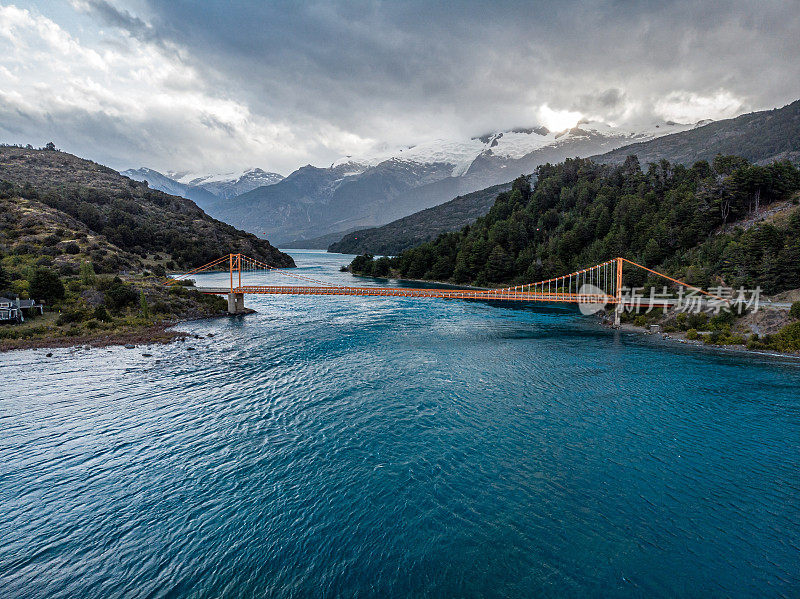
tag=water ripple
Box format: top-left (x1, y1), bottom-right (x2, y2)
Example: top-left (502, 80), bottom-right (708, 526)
top-left (2, 251), bottom-right (800, 598)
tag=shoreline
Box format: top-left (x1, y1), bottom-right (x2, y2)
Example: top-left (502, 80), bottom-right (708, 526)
top-left (608, 320), bottom-right (800, 360)
top-left (0, 313), bottom-right (237, 353)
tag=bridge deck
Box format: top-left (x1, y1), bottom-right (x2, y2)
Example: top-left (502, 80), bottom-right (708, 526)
top-left (198, 286), bottom-right (622, 304)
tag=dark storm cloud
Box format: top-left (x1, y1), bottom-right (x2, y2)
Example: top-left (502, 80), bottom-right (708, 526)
top-left (5, 0), bottom-right (799, 171)
top-left (118, 0), bottom-right (800, 137)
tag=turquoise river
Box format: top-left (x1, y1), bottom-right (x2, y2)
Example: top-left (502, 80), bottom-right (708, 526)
top-left (1, 250), bottom-right (799, 598)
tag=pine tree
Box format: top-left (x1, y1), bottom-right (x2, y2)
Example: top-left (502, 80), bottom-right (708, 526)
top-left (0, 259), bottom-right (10, 293)
top-left (80, 261), bottom-right (96, 286)
top-left (139, 291), bottom-right (150, 319)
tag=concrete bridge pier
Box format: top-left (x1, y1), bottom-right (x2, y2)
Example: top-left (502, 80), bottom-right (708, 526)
top-left (227, 292), bottom-right (246, 314)
top-left (613, 306), bottom-right (621, 328)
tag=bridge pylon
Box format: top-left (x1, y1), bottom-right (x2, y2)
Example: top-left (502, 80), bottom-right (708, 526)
top-left (227, 253), bottom-right (247, 314)
top-left (614, 257), bottom-right (623, 328)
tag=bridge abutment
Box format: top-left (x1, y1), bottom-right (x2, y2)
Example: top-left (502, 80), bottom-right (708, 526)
top-left (227, 292), bottom-right (246, 314)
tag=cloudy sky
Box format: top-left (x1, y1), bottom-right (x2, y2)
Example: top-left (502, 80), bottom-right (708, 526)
top-left (0, 1), bottom-right (798, 175)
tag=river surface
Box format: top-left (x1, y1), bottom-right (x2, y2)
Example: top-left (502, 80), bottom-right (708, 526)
top-left (2, 250), bottom-right (799, 598)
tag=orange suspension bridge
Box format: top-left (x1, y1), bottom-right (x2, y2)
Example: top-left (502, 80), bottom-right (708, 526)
top-left (166, 254), bottom-right (732, 326)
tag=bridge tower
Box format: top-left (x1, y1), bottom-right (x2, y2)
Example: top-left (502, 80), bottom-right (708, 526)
top-left (227, 253), bottom-right (246, 314)
top-left (614, 257), bottom-right (622, 328)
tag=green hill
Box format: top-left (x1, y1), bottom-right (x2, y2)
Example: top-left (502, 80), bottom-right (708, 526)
top-left (0, 145), bottom-right (293, 349)
top-left (349, 156), bottom-right (800, 296)
top-left (0, 146), bottom-right (293, 271)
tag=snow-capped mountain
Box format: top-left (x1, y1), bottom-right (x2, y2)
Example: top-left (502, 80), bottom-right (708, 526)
top-left (120, 167), bottom-right (284, 212)
top-left (215, 119), bottom-right (703, 244)
top-left (121, 167), bottom-right (191, 198)
top-left (332, 120), bottom-right (695, 178)
top-left (168, 168), bottom-right (284, 200)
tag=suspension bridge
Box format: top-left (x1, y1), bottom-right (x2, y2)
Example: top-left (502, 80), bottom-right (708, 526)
top-left (166, 254), bottom-right (733, 326)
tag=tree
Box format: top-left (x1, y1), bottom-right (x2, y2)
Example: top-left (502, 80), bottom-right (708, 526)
top-left (712, 154), bottom-right (748, 176)
top-left (485, 244), bottom-right (513, 281)
top-left (80, 261), bottom-right (96, 285)
top-left (139, 291), bottom-right (150, 318)
top-left (45, 141), bottom-right (56, 151)
top-left (29, 268), bottom-right (65, 303)
top-left (0, 259), bottom-right (10, 294)
top-left (372, 257), bottom-right (391, 278)
top-left (93, 305), bottom-right (111, 322)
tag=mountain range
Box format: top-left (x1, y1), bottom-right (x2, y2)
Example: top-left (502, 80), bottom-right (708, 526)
top-left (126, 120), bottom-right (697, 245)
top-left (328, 183), bottom-right (511, 256)
top-left (332, 99), bottom-right (800, 255)
top-left (124, 99), bottom-right (800, 253)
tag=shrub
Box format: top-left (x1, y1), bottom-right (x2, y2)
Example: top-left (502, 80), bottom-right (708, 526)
top-left (790, 301), bottom-right (800, 320)
top-left (151, 300), bottom-right (171, 315)
top-left (58, 263), bottom-right (78, 276)
top-left (686, 328), bottom-right (699, 340)
top-left (687, 312), bottom-right (709, 330)
top-left (93, 305), bottom-right (111, 322)
top-left (57, 307), bottom-right (90, 325)
top-left (103, 278), bottom-right (138, 311)
top-left (634, 315), bottom-right (647, 327)
top-left (775, 322), bottom-right (800, 352)
top-left (709, 311), bottom-right (735, 331)
top-left (198, 293), bottom-right (227, 312)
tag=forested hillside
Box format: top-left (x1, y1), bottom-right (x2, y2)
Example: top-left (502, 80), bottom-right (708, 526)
top-left (0, 146), bottom-right (293, 270)
top-left (349, 156), bottom-right (800, 295)
top-left (329, 183), bottom-right (511, 255)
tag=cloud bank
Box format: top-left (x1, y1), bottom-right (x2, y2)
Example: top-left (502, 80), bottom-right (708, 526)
top-left (1, 0), bottom-right (798, 173)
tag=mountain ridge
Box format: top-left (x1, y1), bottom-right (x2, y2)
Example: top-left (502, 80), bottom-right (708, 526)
top-left (121, 166), bottom-right (284, 213)
top-left (330, 98), bottom-right (800, 256)
top-left (593, 99), bottom-right (800, 166)
top-left (213, 120), bottom-right (698, 244)
top-left (328, 183), bottom-right (511, 255)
